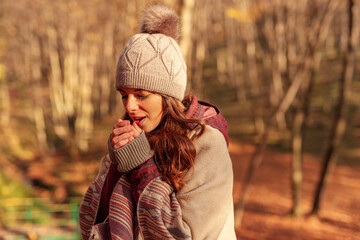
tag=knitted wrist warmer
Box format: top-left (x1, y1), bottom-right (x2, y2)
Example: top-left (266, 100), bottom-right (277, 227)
top-left (108, 131), bottom-right (153, 172)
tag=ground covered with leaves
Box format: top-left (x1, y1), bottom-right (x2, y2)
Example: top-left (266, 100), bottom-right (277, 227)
top-left (229, 141), bottom-right (360, 240)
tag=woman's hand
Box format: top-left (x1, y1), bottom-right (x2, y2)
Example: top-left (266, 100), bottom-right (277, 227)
top-left (111, 119), bottom-right (142, 150)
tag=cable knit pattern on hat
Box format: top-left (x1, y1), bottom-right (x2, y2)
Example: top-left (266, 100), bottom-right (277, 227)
top-left (116, 33), bottom-right (187, 100)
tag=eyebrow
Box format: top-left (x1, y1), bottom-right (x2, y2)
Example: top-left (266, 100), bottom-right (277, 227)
top-left (118, 89), bottom-right (145, 94)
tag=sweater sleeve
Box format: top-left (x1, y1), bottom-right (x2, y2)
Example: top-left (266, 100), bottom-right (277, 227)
top-left (107, 130), bottom-right (154, 172)
top-left (176, 125), bottom-right (235, 239)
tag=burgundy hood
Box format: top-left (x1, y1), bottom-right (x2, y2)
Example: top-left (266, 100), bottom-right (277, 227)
top-left (185, 96), bottom-right (229, 146)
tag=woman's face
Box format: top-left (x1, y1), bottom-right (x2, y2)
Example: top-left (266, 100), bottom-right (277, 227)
top-left (119, 88), bottom-right (163, 132)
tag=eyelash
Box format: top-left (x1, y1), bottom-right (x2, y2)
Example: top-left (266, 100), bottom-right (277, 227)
top-left (121, 94), bottom-right (149, 100)
top-left (137, 94), bottom-right (149, 100)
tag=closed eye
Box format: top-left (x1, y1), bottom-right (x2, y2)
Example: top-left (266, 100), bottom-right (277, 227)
top-left (118, 89), bottom-right (150, 100)
top-left (136, 94), bottom-right (149, 100)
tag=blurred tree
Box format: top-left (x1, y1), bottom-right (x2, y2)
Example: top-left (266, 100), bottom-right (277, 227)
top-left (232, 0), bottom-right (343, 226)
top-left (180, 0), bottom-right (195, 95)
top-left (311, 0), bottom-right (359, 215)
top-left (291, 0), bottom-right (340, 217)
top-left (0, 64), bottom-right (9, 127)
top-left (28, 30), bottom-right (48, 152)
top-left (189, 0), bottom-right (208, 99)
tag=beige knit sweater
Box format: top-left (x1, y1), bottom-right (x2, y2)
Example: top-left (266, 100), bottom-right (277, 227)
top-left (98, 125), bottom-right (236, 239)
top-left (177, 125), bottom-right (236, 239)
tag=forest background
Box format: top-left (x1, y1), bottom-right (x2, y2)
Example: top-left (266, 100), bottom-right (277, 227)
top-left (0, 0), bottom-right (359, 239)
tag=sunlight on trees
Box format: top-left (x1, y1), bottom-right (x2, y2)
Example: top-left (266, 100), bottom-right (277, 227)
top-left (0, 0), bottom-right (359, 237)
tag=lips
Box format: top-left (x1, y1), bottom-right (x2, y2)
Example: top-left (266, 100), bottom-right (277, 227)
top-left (131, 116), bottom-right (145, 126)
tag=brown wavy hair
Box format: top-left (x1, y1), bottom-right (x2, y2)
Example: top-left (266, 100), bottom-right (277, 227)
top-left (146, 96), bottom-right (205, 191)
top-left (123, 96), bottom-right (205, 191)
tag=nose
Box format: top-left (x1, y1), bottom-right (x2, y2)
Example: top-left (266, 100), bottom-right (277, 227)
top-left (124, 95), bottom-right (138, 113)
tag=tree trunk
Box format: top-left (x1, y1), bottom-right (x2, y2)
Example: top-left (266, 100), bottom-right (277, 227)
top-left (100, 22), bottom-right (114, 116)
top-left (47, 26), bottom-right (69, 140)
top-left (225, 5), bottom-right (245, 101)
top-left (291, 107), bottom-right (304, 217)
top-left (273, 0), bottom-right (287, 130)
top-left (290, 0), bottom-right (335, 213)
top-left (75, 42), bottom-right (96, 152)
top-left (243, 17), bottom-right (264, 134)
top-left (179, 0), bottom-right (195, 89)
top-left (0, 66), bottom-right (10, 127)
top-left (311, 0), bottom-right (357, 215)
top-left (191, 2), bottom-right (207, 99)
top-left (30, 33), bottom-right (49, 152)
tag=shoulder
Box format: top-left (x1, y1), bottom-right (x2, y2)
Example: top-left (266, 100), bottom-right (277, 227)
top-left (184, 125), bottom-right (233, 188)
top-left (194, 125), bottom-right (228, 154)
top-left (176, 125), bottom-right (234, 238)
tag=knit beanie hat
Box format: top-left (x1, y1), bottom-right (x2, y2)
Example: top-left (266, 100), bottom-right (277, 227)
top-left (115, 5), bottom-right (187, 101)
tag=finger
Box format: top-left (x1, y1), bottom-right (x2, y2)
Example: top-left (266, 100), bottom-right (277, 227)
top-left (113, 138), bottom-right (129, 150)
top-left (113, 119), bottom-right (122, 129)
top-left (113, 120), bottom-right (131, 129)
top-left (131, 126), bottom-right (141, 138)
top-left (112, 125), bottom-right (132, 136)
top-left (128, 136), bottom-right (135, 142)
top-left (133, 122), bottom-right (142, 134)
top-left (131, 127), bottom-right (140, 138)
top-left (112, 132), bottom-right (133, 146)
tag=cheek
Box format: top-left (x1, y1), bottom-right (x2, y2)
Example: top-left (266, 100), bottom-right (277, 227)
top-left (153, 97), bottom-right (163, 117)
top-left (153, 104), bottom-right (163, 121)
top-left (144, 95), bottom-right (163, 120)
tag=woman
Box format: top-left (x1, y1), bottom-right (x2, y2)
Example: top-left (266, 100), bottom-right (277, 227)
top-left (79, 5), bottom-right (236, 240)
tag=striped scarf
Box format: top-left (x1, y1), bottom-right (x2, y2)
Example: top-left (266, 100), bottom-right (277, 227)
top-left (79, 158), bottom-right (191, 239)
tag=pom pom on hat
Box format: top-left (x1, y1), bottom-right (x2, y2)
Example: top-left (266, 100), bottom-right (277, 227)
top-left (139, 5), bottom-right (180, 41)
